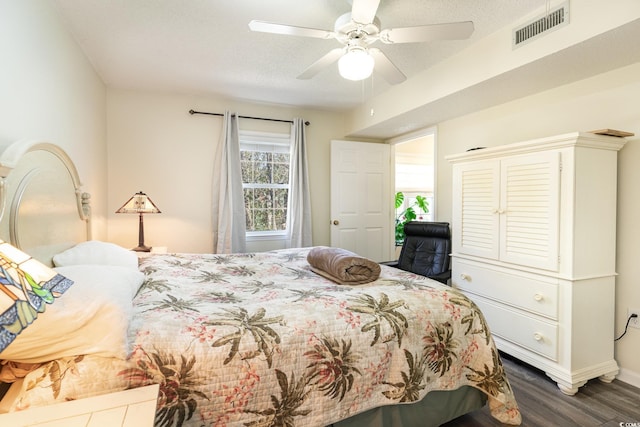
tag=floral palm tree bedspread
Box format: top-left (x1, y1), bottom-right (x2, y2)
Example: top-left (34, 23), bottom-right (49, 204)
top-left (9, 248), bottom-right (521, 426)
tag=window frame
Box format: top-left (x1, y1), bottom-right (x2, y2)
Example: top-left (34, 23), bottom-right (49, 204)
top-left (239, 130), bottom-right (292, 241)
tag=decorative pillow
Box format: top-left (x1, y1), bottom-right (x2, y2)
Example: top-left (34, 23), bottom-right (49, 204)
top-left (52, 240), bottom-right (138, 269)
top-left (0, 265), bottom-right (141, 364)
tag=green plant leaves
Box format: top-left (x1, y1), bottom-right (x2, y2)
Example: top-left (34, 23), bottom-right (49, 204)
top-left (395, 191), bottom-right (430, 245)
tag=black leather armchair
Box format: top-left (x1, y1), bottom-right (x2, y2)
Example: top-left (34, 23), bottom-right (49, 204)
top-left (384, 221), bottom-right (452, 284)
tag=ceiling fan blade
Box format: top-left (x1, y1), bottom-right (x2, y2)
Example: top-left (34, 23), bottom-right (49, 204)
top-left (297, 48), bottom-right (345, 79)
top-left (351, 0), bottom-right (380, 25)
top-left (249, 20), bottom-right (335, 39)
top-left (369, 48), bottom-right (406, 85)
top-left (379, 21), bottom-right (474, 44)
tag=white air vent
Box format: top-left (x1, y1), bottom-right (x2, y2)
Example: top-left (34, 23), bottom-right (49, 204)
top-left (513, 1), bottom-right (569, 48)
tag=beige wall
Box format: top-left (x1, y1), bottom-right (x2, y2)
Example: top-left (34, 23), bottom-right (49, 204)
top-left (435, 62), bottom-right (640, 388)
top-left (0, 1), bottom-right (107, 239)
top-left (107, 89), bottom-right (348, 253)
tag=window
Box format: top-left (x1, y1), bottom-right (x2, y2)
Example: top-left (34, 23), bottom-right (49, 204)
top-left (240, 131), bottom-right (291, 236)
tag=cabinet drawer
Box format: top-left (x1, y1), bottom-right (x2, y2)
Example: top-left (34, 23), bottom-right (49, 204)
top-left (453, 259), bottom-right (558, 320)
top-left (472, 297), bottom-right (558, 361)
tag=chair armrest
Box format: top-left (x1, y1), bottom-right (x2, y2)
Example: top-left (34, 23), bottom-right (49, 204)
top-left (428, 269), bottom-right (452, 285)
top-left (379, 260), bottom-right (399, 268)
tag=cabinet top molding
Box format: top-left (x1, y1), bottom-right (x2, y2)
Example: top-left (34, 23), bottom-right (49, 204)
top-left (446, 131), bottom-right (627, 163)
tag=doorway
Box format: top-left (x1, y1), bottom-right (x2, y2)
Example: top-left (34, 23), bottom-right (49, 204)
top-left (391, 128), bottom-right (436, 254)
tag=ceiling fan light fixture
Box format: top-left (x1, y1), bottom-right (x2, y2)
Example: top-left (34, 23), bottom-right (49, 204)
top-left (338, 47), bottom-right (374, 81)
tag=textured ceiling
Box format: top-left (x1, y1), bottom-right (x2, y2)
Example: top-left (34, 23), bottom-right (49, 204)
top-left (54, 0), bottom-right (545, 111)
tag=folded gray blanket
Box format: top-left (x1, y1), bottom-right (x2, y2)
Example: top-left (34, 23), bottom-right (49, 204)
top-left (307, 246), bottom-right (381, 285)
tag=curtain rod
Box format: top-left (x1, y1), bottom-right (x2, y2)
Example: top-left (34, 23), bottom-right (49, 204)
top-left (189, 109), bottom-right (310, 126)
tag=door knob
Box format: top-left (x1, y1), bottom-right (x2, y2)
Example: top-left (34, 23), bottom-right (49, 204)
top-left (332, 220), bottom-right (340, 225)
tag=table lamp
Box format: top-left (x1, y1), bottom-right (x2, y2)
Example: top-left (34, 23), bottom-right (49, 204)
top-left (116, 191), bottom-right (161, 252)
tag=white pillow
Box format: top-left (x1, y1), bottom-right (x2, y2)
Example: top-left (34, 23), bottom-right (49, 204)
top-left (54, 265), bottom-right (145, 300)
top-left (53, 240), bottom-right (138, 269)
top-left (0, 265), bottom-right (142, 363)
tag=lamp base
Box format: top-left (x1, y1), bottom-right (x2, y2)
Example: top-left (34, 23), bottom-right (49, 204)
top-left (132, 245), bottom-right (152, 252)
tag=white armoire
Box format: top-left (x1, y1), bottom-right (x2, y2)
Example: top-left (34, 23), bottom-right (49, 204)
top-left (447, 131), bottom-right (627, 395)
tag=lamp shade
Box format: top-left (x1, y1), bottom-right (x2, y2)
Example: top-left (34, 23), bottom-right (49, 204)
top-left (0, 240), bottom-right (73, 353)
top-left (116, 191), bottom-right (161, 214)
top-left (338, 47), bottom-right (375, 81)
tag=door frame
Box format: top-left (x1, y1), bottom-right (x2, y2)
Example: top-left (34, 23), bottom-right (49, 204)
top-left (388, 126), bottom-right (439, 252)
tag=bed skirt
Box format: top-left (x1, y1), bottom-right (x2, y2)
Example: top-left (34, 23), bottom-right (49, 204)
top-left (332, 385), bottom-right (486, 427)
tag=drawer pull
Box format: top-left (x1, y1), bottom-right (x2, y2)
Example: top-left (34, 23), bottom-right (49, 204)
top-left (460, 273), bottom-right (470, 281)
top-left (533, 293), bottom-right (543, 302)
top-left (533, 333), bottom-right (543, 342)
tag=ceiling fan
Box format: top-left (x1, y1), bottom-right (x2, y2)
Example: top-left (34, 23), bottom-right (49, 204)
top-left (248, 0), bottom-right (474, 84)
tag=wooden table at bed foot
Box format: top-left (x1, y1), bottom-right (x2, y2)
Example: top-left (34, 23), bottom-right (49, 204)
top-left (0, 384), bottom-right (159, 427)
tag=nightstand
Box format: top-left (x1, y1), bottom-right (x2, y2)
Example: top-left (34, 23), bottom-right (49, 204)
top-left (136, 246), bottom-right (168, 259)
top-left (0, 384), bottom-right (159, 426)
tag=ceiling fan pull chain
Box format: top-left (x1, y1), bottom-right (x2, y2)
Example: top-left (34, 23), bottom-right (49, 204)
top-left (370, 73), bottom-right (375, 101)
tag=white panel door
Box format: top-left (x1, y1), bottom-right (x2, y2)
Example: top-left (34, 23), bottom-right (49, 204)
top-left (330, 140), bottom-right (391, 262)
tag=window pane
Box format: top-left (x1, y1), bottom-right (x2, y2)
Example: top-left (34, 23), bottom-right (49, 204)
top-left (255, 188), bottom-right (273, 208)
top-left (273, 163), bottom-right (289, 185)
top-left (254, 210), bottom-right (269, 231)
top-left (255, 161), bottom-right (271, 183)
top-left (244, 188), bottom-right (254, 209)
top-left (241, 160), bottom-right (253, 183)
top-left (244, 189), bottom-right (254, 231)
top-left (273, 153), bottom-right (289, 163)
top-left (274, 188), bottom-right (288, 209)
top-left (245, 209), bottom-right (254, 231)
top-left (254, 152), bottom-right (270, 163)
top-left (274, 209), bottom-right (287, 230)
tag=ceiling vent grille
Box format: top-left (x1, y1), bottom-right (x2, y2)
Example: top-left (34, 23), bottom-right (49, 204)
top-left (513, 2), bottom-right (569, 48)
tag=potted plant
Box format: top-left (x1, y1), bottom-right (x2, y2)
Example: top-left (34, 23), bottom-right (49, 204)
top-left (395, 191), bottom-right (429, 246)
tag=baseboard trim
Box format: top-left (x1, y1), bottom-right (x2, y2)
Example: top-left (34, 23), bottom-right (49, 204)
top-left (616, 367), bottom-right (640, 388)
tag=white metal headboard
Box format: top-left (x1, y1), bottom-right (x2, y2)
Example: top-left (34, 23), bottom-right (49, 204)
top-left (0, 140), bottom-right (91, 265)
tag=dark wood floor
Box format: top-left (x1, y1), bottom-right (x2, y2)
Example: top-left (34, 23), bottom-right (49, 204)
top-left (443, 353), bottom-right (640, 427)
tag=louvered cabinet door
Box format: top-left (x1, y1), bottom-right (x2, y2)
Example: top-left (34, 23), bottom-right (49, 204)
top-left (499, 151), bottom-right (560, 271)
top-left (452, 160), bottom-right (500, 260)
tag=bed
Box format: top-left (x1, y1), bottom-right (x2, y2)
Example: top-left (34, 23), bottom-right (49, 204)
top-left (0, 139), bottom-right (521, 426)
